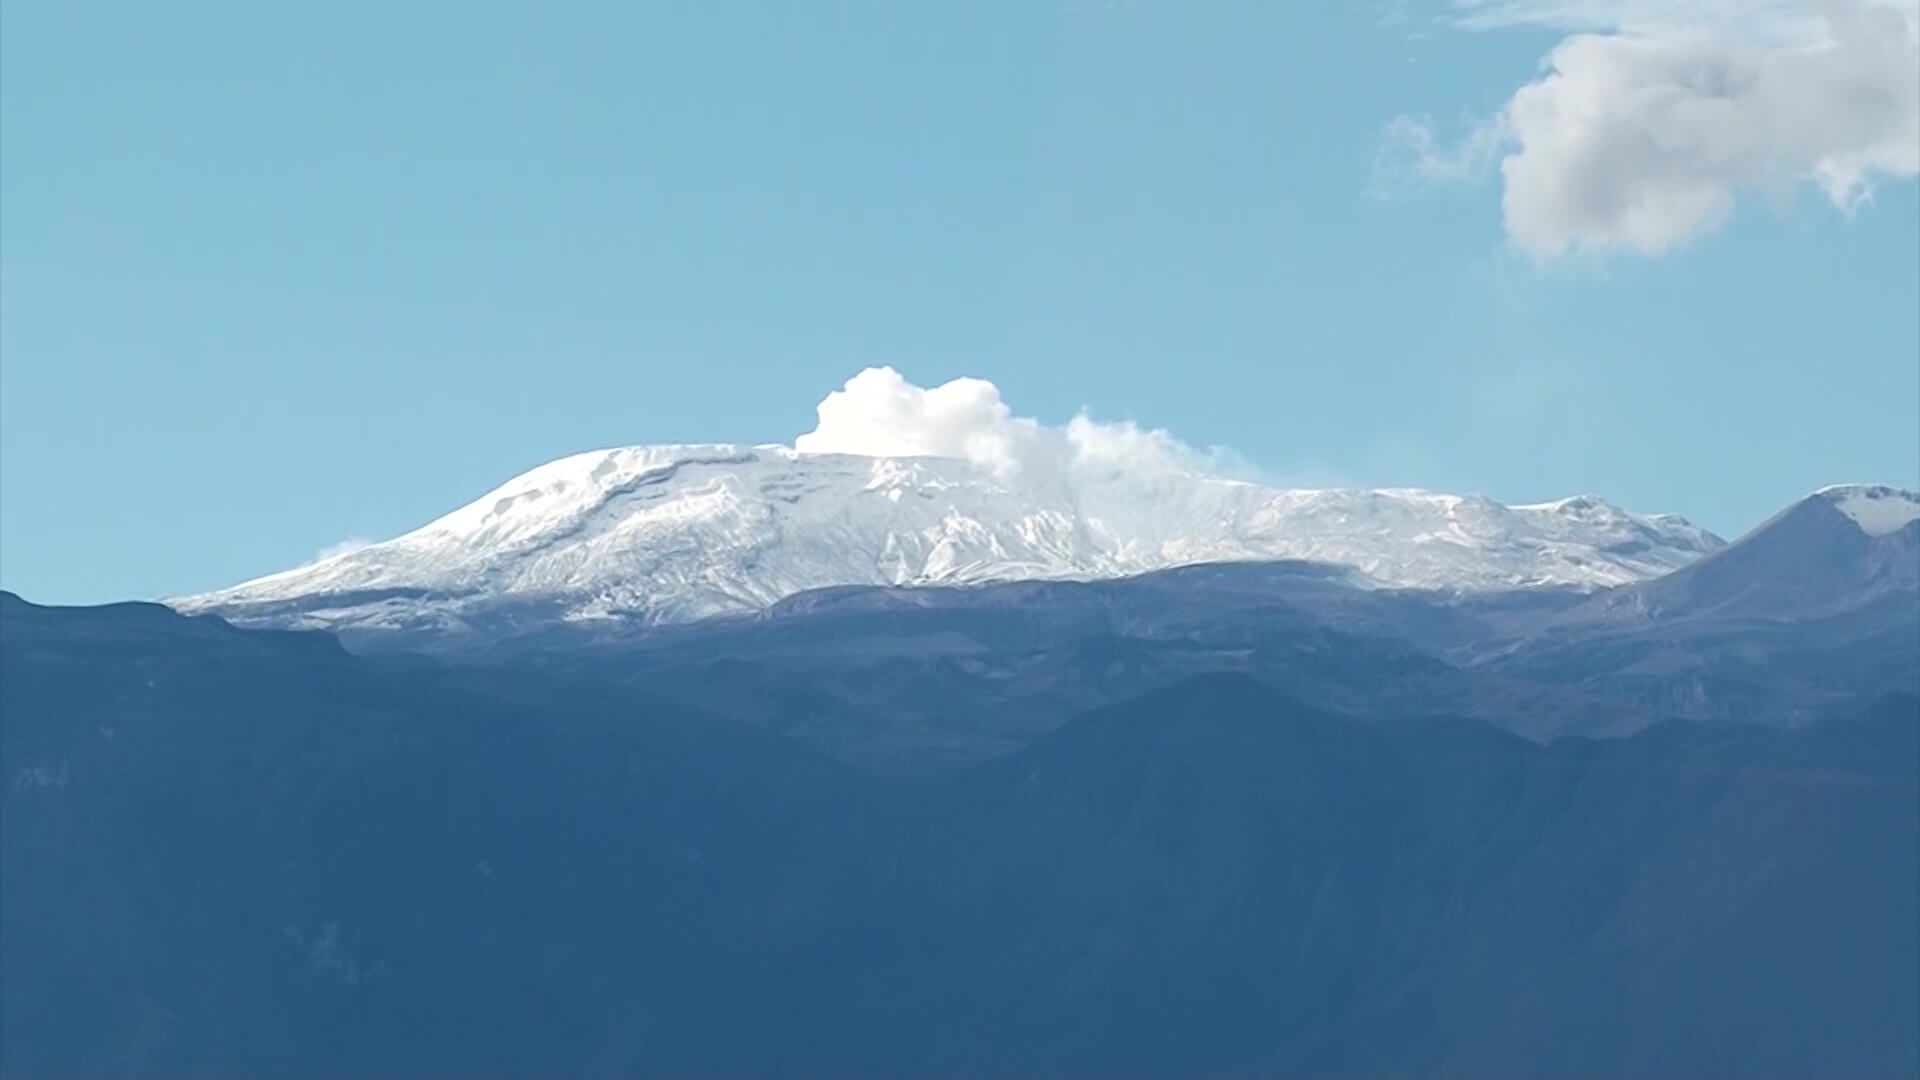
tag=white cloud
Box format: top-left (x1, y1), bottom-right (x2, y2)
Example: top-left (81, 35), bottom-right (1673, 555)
top-left (794, 366), bottom-right (1245, 482)
top-left (1389, 2), bottom-right (1920, 255)
top-left (795, 367), bottom-right (1051, 476)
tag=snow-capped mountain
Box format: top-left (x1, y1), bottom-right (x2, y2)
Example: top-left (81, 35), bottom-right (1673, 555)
top-left (172, 443), bottom-right (1725, 638)
top-left (1583, 484), bottom-right (1920, 622)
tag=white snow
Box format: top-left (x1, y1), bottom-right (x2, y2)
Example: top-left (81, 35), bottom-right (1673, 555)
top-left (1817, 484), bottom-right (1920, 537)
top-left (172, 443), bottom-right (1729, 635)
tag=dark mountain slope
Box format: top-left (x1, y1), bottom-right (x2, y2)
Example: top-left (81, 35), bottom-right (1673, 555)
top-left (3, 594), bottom-right (1915, 1078)
top-left (1, 593), bottom-right (883, 1078)
top-left (1473, 487), bottom-right (1920, 734)
top-left (1411, 692), bottom-right (1920, 1078)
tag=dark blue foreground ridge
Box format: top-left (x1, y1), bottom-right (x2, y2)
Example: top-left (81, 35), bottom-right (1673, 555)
top-left (3, 485), bottom-right (1916, 1078)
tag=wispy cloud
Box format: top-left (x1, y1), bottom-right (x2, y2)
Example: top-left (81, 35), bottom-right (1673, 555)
top-left (1448, 0), bottom-right (1863, 37)
top-left (311, 537), bottom-right (374, 564)
top-left (1371, 113), bottom-right (1510, 198)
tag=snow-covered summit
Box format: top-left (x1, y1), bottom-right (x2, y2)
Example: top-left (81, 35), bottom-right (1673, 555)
top-left (1811, 485), bottom-right (1920, 538)
top-left (173, 441), bottom-right (1725, 638)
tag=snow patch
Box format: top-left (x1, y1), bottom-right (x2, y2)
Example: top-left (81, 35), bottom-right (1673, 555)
top-left (1819, 485), bottom-right (1920, 537)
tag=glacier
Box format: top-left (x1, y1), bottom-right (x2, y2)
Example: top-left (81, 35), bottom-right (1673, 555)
top-left (171, 443), bottom-right (1727, 636)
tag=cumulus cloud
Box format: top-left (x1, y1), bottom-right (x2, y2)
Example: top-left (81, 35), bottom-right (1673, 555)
top-left (795, 367), bottom-right (1051, 475)
top-left (1387, 1), bottom-right (1920, 255)
top-left (794, 366), bottom-right (1245, 482)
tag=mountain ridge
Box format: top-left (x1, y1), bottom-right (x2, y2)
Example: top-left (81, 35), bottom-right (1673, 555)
top-left (171, 443), bottom-right (1730, 638)
top-left (5, 591), bottom-right (1915, 1077)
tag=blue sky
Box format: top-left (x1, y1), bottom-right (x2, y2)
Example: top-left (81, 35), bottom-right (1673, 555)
top-left (3, 0), bottom-right (1916, 603)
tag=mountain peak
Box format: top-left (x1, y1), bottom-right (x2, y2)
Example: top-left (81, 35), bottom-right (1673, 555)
top-left (171, 443), bottom-right (1727, 641)
top-left (1810, 485), bottom-right (1920, 537)
top-left (1581, 483), bottom-right (1920, 623)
